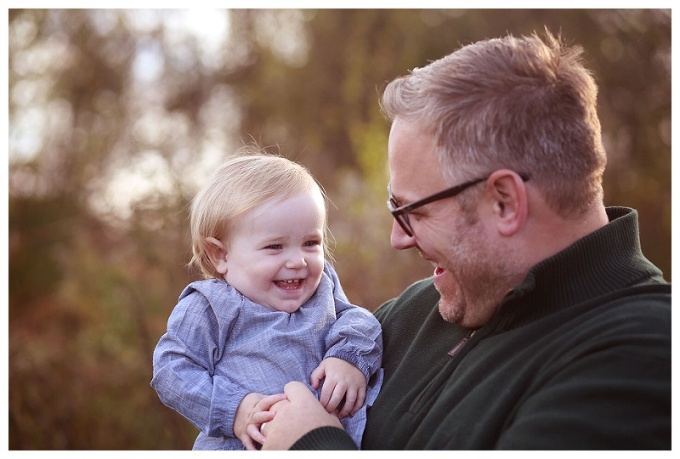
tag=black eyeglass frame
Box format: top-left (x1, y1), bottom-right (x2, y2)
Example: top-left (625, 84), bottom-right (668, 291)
top-left (387, 172), bottom-right (530, 237)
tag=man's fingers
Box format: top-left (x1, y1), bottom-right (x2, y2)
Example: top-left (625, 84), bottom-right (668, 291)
top-left (283, 380), bottom-right (318, 401)
top-left (262, 382), bottom-right (344, 450)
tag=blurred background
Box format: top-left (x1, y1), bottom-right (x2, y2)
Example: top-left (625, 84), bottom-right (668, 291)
top-left (7, 9), bottom-right (671, 450)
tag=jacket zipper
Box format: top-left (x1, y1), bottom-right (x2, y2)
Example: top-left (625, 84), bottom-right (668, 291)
top-left (410, 329), bottom-right (477, 412)
top-left (448, 329), bottom-right (476, 358)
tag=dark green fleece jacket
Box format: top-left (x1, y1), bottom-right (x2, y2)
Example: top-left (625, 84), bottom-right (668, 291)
top-left (292, 207), bottom-right (671, 449)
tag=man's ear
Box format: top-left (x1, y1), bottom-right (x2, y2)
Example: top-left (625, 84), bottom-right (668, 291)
top-left (205, 237), bottom-right (229, 275)
top-left (486, 170), bottom-right (528, 237)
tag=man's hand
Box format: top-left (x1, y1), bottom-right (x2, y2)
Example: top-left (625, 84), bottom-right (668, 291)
top-left (261, 381), bottom-right (344, 450)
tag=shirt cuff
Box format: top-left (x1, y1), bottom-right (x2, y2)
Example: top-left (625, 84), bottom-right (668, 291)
top-left (290, 426), bottom-right (358, 450)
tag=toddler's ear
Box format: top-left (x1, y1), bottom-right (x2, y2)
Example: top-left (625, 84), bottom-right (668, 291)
top-left (205, 237), bottom-right (229, 275)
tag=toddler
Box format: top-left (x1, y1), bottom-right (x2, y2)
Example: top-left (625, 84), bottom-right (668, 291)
top-left (151, 150), bottom-right (383, 449)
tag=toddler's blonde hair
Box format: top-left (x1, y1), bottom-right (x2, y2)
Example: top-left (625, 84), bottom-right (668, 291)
top-left (189, 147), bottom-right (331, 279)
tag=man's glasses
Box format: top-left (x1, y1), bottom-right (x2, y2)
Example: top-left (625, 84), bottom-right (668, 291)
top-left (387, 173), bottom-right (529, 237)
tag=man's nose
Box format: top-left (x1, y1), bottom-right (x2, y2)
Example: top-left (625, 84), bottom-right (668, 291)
top-left (390, 219), bottom-right (416, 250)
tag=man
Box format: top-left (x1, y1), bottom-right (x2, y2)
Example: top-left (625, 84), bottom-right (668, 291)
top-left (256, 30), bottom-right (671, 449)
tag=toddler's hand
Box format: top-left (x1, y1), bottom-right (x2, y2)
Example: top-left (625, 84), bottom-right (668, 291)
top-left (310, 357), bottom-right (367, 419)
top-left (234, 392), bottom-right (287, 450)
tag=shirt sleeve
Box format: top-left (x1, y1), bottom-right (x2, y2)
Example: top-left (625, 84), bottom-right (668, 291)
top-left (321, 263), bottom-right (383, 381)
top-left (290, 426), bottom-right (358, 450)
top-left (150, 285), bottom-right (249, 439)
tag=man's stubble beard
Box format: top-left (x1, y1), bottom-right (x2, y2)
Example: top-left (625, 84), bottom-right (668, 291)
top-left (436, 216), bottom-right (519, 328)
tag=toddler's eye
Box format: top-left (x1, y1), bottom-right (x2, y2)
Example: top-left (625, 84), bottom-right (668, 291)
top-left (304, 239), bottom-right (322, 247)
top-left (265, 244), bottom-right (283, 250)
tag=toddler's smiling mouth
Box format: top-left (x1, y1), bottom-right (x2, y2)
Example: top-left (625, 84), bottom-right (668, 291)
top-left (275, 279), bottom-right (303, 290)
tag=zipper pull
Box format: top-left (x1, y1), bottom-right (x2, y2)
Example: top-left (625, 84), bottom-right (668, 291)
top-left (448, 330), bottom-right (476, 357)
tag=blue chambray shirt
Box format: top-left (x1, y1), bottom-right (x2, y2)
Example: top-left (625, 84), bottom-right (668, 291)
top-left (151, 262), bottom-right (383, 450)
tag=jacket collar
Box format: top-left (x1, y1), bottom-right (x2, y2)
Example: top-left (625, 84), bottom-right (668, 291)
top-left (492, 207), bottom-right (665, 330)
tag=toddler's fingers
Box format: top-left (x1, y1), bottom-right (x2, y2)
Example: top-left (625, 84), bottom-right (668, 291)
top-left (354, 386), bottom-right (367, 414)
top-left (252, 409), bottom-right (276, 425)
top-left (327, 385), bottom-right (347, 416)
top-left (318, 381), bottom-right (334, 408)
top-left (256, 393), bottom-right (287, 411)
top-left (309, 365), bottom-right (325, 390)
top-left (245, 423), bottom-right (265, 448)
top-left (337, 388), bottom-right (357, 418)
